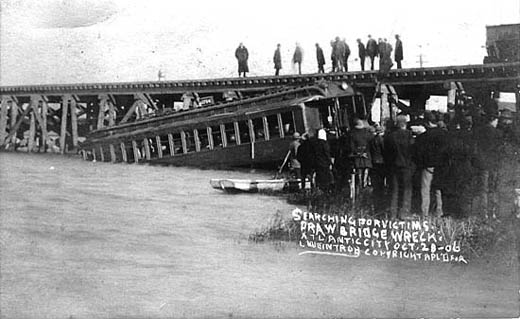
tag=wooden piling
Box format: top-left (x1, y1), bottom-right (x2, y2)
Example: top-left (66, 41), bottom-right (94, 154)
top-left (155, 136), bottom-right (163, 158)
top-left (168, 133), bottom-right (175, 156)
top-left (132, 140), bottom-right (139, 163)
top-left (143, 138), bottom-right (151, 160)
top-left (4, 102), bottom-right (30, 148)
top-left (9, 98), bottom-right (18, 146)
top-left (120, 142), bottom-right (127, 162)
top-left (109, 144), bottom-right (116, 162)
top-left (41, 98), bottom-right (48, 152)
top-left (60, 97), bottom-right (69, 154)
top-left (28, 111), bottom-right (36, 152)
top-left (70, 97), bottom-right (78, 149)
top-left (0, 97), bottom-right (8, 145)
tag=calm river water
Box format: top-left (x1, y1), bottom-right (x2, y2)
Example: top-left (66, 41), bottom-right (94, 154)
top-left (0, 152), bottom-right (517, 318)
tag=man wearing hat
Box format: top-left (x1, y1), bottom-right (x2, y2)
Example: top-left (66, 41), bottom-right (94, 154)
top-left (474, 112), bottom-right (503, 218)
top-left (384, 115), bottom-right (414, 219)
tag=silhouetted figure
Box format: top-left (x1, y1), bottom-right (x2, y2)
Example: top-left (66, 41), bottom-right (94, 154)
top-left (394, 34), bottom-right (403, 69)
top-left (385, 115), bottom-right (414, 219)
top-left (342, 38), bottom-right (350, 72)
top-left (369, 124), bottom-right (387, 212)
top-left (292, 43), bottom-right (303, 75)
top-left (235, 43), bottom-right (249, 77)
top-left (297, 132), bottom-right (316, 190)
top-left (473, 113), bottom-right (503, 218)
top-left (366, 35), bottom-right (378, 70)
top-left (332, 37), bottom-right (346, 72)
top-left (357, 39), bottom-right (366, 71)
top-left (316, 43), bottom-right (326, 73)
top-left (313, 129), bottom-right (332, 191)
top-left (273, 43), bottom-right (282, 76)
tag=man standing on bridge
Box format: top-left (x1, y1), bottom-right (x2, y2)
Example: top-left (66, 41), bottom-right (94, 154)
top-left (366, 35), bottom-right (378, 70)
top-left (357, 38), bottom-right (366, 71)
top-left (316, 43), bottom-right (326, 73)
top-left (292, 43), bottom-right (303, 75)
top-left (273, 44), bottom-right (282, 76)
top-left (235, 43), bottom-right (249, 77)
top-left (394, 34), bottom-right (404, 69)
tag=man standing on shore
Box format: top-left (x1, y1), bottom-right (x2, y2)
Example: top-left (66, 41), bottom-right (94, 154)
top-left (394, 34), bottom-right (403, 69)
top-left (474, 113), bottom-right (503, 218)
top-left (273, 44), bottom-right (282, 76)
top-left (366, 35), bottom-right (378, 70)
top-left (316, 43), bottom-right (325, 73)
top-left (357, 38), bottom-right (366, 71)
top-left (385, 115), bottom-right (414, 219)
top-left (235, 43), bottom-right (249, 77)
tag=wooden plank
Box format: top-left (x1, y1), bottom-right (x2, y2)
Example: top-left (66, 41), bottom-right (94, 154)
top-left (168, 133), bottom-right (175, 156)
top-left (220, 124), bottom-right (227, 147)
top-left (277, 113), bottom-right (284, 138)
top-left (28, 111), bottom-right (36, 152)
top-left (194, 129), bottom-right (200, 152)
top-left (60, 98), bottom-right (69, 154)
top-left (180, 131), bottom-right (187, 154)
top-left (143, 138), bottom-right (151, 160)
top-left (207, 127), bottom-right (214, 150)
top-left (0, 98), bottom-right (8, 144)
top-left (155, 136), bottom-right (163, 158)
top-left (120, 142), bottom-right (127, 162)
top-left (132, 140), bottom-right (139, 163)
top-left (70, 98), bottom-right (78, 149)
top-left (234, 122), bottom-right (241, 145)
top-left (263, 116), bottom-right (270, 140)
top-left (109, 144), bottom-right (116, 162)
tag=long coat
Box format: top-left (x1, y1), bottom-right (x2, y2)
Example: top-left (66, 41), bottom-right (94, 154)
top-left (395, 39), bottom-right (403, 62)
top-left (366, 38), bottom-right (378, 57)
top-left (293, 46), bottom-right (303, 63)
top-left (348, 127), bottom-right (374, 168)
top-left (235, 46), bottom-right (249, 73)
top-left (273, 48), bottom-right (282, 69)
top-left (358, 42), bottom-right (366, 59)
top-left (316, 46), bottom-right (326, 66)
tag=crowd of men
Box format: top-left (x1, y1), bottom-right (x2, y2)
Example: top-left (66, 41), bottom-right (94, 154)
top-left (287, 108), bottom-right (518, 220)
top-left (235, 35), bottom-right (404, 77)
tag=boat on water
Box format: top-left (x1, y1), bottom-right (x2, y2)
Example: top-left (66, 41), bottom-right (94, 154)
top-left (80, 80), bottom-right (368, 168)
top-left (210, 178), bottom-right (287, 193)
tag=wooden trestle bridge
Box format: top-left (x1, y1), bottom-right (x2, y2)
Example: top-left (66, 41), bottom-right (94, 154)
top-left (0, 62), bottom-right (519, 155)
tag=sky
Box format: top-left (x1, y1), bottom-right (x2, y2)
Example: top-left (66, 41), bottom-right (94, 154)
top-left (0, 0), bottom-right (519, 86)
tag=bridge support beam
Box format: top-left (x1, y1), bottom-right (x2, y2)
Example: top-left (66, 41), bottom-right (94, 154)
top-left (0, 98), bottom-right (8, 144)
top-left (60, 96), bottom-right (69, 154)
top-left (70, 96), bottom-right (78, 149)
